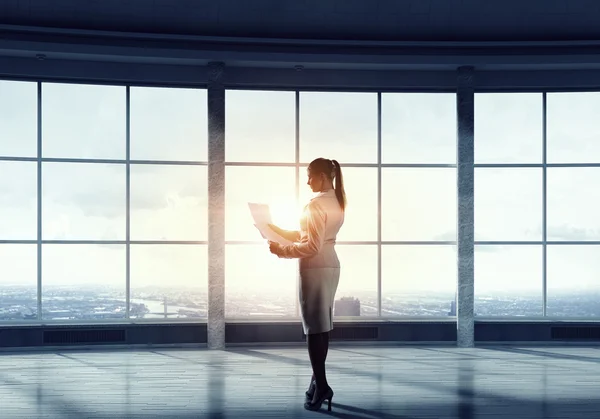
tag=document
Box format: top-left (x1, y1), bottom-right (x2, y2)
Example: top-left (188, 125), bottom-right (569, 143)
top-left (248, 202), bottom-right (293, 246)
top-left (247, 203), bottom-right (272, 226)
top-left (254, 224), bottom-right (293, 246)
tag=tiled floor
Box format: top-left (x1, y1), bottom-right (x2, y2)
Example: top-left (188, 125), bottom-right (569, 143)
top-left (1, 345), bottom-right (599, 418)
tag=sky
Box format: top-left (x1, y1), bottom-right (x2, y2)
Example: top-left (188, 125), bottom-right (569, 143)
top-left (1, 81), bottom-right (600, 302)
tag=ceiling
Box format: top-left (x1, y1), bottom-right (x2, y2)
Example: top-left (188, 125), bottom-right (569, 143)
top-left (1, 0), bottom-right (600, 43)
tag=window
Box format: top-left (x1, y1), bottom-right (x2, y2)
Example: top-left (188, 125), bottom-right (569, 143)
top-left (475, 168), bottom-right (542, 241)
top-left (130, 87), bottom-right (208, 161)
top-left (547, 168), bottom-right (600, 241)
top-left (334, 245), bottom-right (378, 317)
top-left (475, 93), bottom-right (542, 163)
top-left (547, 92), bottom-right (600, 164)
top-left (42, 83), bottom-right (126, 159)
top-left (382, 245), bottom-right (456, 317)
top-left (42, 163), bottom-right (126, 240)
top-left (130, 165), bottom-right (208, 241)
top-left (42, 244), bottom-right (126, 320)
top-left (0, 81), bottom-right (210, 324)
top-left (380, 94), bottom-right (457, 317)
top-left (474, 93), bottom-right (544, 317)
top-left (224, 164), bottom-right (297, 317)
top-left (474, 245), bottom-right (543, 316)
top-left (382, 168), bottom-right (456, 242)
top-left (0, 80), bottom-right (37, 157)
top-left (0, 245), bottom-right (37, 320)
top-left (226, 90), bottom-right (295, 162)
top-left (382, 93), bottom-right (456, 164)
top-left (0, 162), bottom-right (37, 240)
top-left (130, 245), bottom-right (207, 319)
top-left (299, 92), bottom-right (377, 164)
top-left (225, 244), bottom-right (297, 318)
top-left (546, 245), bottom-right (600, 317)
top-left (544, 92), bottom-right (600, 318)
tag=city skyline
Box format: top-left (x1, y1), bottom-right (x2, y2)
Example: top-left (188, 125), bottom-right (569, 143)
top-left (1, 81), bottom-right (600, 318)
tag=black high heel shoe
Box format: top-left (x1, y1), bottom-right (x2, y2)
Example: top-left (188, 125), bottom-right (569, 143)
top-left (304, 386), bottom-right (334, 412)
top-left (305, 379), bottom-right (316, 401)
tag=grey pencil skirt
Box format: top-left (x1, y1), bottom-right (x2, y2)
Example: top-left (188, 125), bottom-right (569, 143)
top-left (298, 267), bottom-right (340, 335)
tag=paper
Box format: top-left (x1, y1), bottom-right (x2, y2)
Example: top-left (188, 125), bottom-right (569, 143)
top-left (248, 202), bottom-right (292, 245)
top-left (248, 203), bottom-right (273, 226)
top-left (254, 223), bottom-right (293, 246)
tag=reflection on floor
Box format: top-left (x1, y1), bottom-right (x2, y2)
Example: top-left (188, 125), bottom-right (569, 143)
top-left (1, 344), bottom-right (599, 418)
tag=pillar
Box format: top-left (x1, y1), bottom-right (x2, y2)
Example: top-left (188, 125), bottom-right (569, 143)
top-left (207, 62), bottom-right (225, 350)
top-left (456, 66), bottom-right (475, 348)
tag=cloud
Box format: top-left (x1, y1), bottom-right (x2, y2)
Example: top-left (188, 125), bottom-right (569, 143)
top-left (432, 231), bottom-right (457, 242)
top-left (68, 190), bottom-right (125, 218)
top-left (547, 224), bottom-right (599, 241)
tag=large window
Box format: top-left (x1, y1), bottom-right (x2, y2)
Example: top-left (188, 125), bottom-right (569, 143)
top-left (224, 90), bottom-right (297, 318)
top-left (381, 93), bottom-right (457, 317)
top-left (301, 92), bottom-right (379, 318)
top-left (0, 81), bottom-right (208, 321)
top-left (475, 92), bottom-right (600, 318)
top-left (546, 92), bottom-right (600, 317)
top-left (474, 93), bottom-right (544, 316)
top-left (5, 77), bottom-right (599, 324)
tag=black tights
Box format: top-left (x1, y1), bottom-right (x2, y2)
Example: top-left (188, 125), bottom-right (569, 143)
top-left (307, 331), bottom-right (330, 391)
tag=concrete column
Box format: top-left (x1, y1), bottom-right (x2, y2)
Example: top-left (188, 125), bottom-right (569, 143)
top-left (456, 66), bottom-right (475, 348)
top-left (207, 62), bottom-right (225, 350)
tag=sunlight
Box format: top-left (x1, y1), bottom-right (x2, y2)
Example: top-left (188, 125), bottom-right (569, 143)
top-left (270, 200), bottom-right (302, 231)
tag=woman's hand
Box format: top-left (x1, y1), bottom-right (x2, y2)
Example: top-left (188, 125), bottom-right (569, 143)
top-left (268, 241), bottom-right (282, 256)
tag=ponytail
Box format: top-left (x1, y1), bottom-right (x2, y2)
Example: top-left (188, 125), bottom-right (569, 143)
top-left (331, 159), bottom-right (346, 211)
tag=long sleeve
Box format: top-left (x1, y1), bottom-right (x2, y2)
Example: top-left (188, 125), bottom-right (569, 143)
top-left (278, 229), bottom-right (301, 242)
top-left (277, 201), bottom-right (326, 259)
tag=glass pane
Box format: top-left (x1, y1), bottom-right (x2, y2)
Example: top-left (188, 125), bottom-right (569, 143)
top-left (0, 80), bottom-right (37, 157)
top-left (225, 166), bottom-right (296, 241)
top-left (334, 245), bottom-right (377, 317)
top-left (0, 245), bottom-right (37, 321)
top-left (130, 165), bottom-right (207, 241)
top-left (42, 163), bottom-right (125, 240)
top-left (547, 92), bottom-right (600, 163)
top-left (0, 161), bottom-right (37, 240)
top-left (299, 167), bottom-right (377, 241)
top-left (382, 168), bottom-right (456, 241)
top-left (475, 245), bottom-right (543, 316)
top-left (547, 245), bottom-right (600, 317)
top-left (475, 93), bottom-right (542, 163)
top-left (299, 92), bottom-right (377, 164)
top-left (382, 93), bottom-right (456, 164)
top-left (547, 168), bottom-right (600, 241)
top-left (130, 245), bottom-right (207, 319)
top-left (42, 244), bottom-right (126, 320)
top-left (130, 87), bottom-right (207, 161)
top-left (42, 83), bottom-right (126, 159)
top-left (382, 245), bottom-right (456, 316)
top-left (475, 168), bottom-right (542, 241)
top-left (226, 90), bottom-right (295, 162)
top-left (225, 244), bottom-right (297, 318)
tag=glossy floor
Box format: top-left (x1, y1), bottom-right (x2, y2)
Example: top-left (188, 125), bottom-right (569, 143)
top-left (1, 345), bottom-right (599, 418)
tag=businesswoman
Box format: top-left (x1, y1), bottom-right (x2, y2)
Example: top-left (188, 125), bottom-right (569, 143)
top-left (268, 157), bottom-right (346, 412)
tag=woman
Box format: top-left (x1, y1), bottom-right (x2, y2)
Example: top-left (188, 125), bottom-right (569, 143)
top-left (268, 157), bottom-right (346, 412)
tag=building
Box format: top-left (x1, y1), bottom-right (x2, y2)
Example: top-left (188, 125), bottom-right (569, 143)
top-left (448, 300), bottom-right (457, 317)
top-left (0, 2), bottom-right (599, 416)
top-left (334, 297), bottom-right (361, 317)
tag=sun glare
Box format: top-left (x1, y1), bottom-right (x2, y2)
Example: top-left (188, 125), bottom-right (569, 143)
top-left (270, 200), bottom-right (302, 230)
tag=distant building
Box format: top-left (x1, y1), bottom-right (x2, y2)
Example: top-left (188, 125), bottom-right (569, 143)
top-left (335, 297), bottom-right (360, 316)
top-left (448, 300), bottom-right (456, 316)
